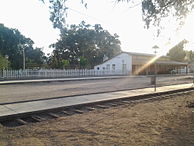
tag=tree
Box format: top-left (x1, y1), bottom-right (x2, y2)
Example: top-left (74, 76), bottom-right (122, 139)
top-left (62, 59), bottom-right (70, 69)
top-left (49, 21), bottom-right (121, 69)
top-left (47, 50), bottom-right (61, 68)
top-left (167, 40), bottom-right (187, 62)
top-left (185, 50), bottom-right (194, 63)
top-left (25, 47), bottom-right (45, 68)
top-left (42, 0), bottom-right (193, 30)
top-left (0, 54), bottom-right (9, 70)
top-left (0, 24), bottom-right (23, 69)
top-left (0, 24), bottom-right (46, 69)
top-left (140, 0), bottom-right (193, 29)
top-left (79, 56), bottom-right (88, 69)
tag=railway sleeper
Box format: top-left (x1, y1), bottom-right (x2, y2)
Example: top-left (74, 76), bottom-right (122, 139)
top-left (30, 116), bottom-right (44, 122)
top-left (95, 105), bottom-right (109, 109)
top-left (121, 100), bottom-right (131, 104)
top-left (16, 118), bottom-right (28, 125)
top-left (106, 102), bottom-right (119, 106)
top-left (61, 111), bottom-right (71, 115)
top-left (74, 109), bottom-right (84, 114)
top-left (48, 113), bottom-right (60, 118)
top-left (21, 116), bottom-right (40, 123)
top-left (86, 107), bottom-right (95, 111)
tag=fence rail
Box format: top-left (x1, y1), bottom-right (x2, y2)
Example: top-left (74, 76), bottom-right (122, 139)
top-left (0, 69), bottom-right (130, 80)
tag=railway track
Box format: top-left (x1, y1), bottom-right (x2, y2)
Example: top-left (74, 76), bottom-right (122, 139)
top-left (0, 88), bottom-right (193, 128)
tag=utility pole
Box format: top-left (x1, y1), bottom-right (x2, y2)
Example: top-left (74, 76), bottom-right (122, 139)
top-left (153, 45), bottom-right (159, 92)
top-left (18, 40), bottom-right (26, 70)
top-left (23, 48), bottom-right (25, 70)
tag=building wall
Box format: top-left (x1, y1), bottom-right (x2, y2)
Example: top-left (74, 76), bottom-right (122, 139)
top-left (94, 53), bottom-right (132, 74)
top-left (132, 55), bottom-right (154, 65)
top-left (188, 62), bottom-right (194, 73)
top-left (94, 52), bottom-right (187, 75)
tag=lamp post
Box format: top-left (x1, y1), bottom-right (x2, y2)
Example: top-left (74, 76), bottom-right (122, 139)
top-left (152, 45), bottom-right (159, 91)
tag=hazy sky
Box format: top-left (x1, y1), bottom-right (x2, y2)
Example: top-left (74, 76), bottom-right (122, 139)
top-left (0, 0), bottom-right (193, 55)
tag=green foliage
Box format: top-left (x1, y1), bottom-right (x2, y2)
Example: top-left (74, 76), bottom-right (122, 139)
top-left (47, 50), bottom-right (62, 68)
top-left (41, 0), bottom-right (87, 30)
top-left (62, 59), bottom-right (70, 69)
top-left (0, 24), bottom-right (46, 69)
top-left (49, 21), bottom-right (121, 69)
top-left (141, 0), bottom-right (193, 29)
top-left (0, 54), bottom-right (9, 70)
top-left (185, 50), bottom-right (194, 63)
top-left (167, 40), bottom-right (187, 62)
top-left (79, 56), bottom-right (88, 69)
top-left (44, 0), bottom-right (193, 31)
top-left (25, 47), bottom-right (45, 68)
top-left (0, 23), bottom-right (23, 69)
top-left (48, 0), bottom-right (68, 30)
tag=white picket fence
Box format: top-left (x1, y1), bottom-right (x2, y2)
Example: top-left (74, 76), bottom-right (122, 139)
top-left (0, 69), bottom-right (130, 79)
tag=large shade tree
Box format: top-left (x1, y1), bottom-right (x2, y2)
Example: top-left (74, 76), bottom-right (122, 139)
top-left (49, 21), bottom-right (121, 69)
top-left (185, 50), bottom-right (194, 63)
top-left (0, 24), bottom-right (45, 69)
top-left (167, 40), bottom-right (188, 62)
top-left (42, 0), bottom-right (193, 31)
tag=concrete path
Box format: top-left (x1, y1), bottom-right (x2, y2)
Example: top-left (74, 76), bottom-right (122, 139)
top-left (0, 83), bottom-right (194, 119)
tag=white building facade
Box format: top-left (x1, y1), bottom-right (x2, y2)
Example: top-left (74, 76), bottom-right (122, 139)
top-left (94, 53), bottom-right (132, 74)
top-left (94, 52), bottom-right (188, 75)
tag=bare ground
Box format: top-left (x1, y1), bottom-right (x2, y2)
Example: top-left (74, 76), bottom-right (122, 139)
top-left (0, 92), bottom-right (194, 146)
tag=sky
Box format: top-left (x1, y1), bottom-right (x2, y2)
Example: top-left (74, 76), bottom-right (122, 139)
top-left (0, 0), bottom-right (193, 56)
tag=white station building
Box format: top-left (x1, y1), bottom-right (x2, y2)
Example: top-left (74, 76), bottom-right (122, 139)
top-left (94, 52), bottom-right (188, 75)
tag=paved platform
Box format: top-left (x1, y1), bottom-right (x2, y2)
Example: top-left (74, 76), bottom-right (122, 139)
top-left (1, 74), bottom-right (192, 85)
top-left (0, 76), bottom-right (130, 85)
top-left (0, 83), bottom-right (194, 120)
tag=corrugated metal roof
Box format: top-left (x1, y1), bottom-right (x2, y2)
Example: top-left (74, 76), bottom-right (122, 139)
top-left (124, 51), bottom-right (155, 57)
top-left (156, 60), bottom-right (187, 65)
top-left (94, 52), bottom-right (187, 67)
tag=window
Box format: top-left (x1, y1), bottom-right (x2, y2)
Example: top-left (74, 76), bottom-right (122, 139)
top-left (97, 67), bottom-right (99, 70)
top-left (122, 64), bottom-right (127, 72)
top-left (106, 64), bottom-right (110, 70)
top-left (112, 64), bottom-right (115, 70)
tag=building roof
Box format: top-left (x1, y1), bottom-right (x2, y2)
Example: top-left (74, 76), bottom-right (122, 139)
top-left (124, 51), bottom-right (155, 57)
top-left (95, 51), bottom-right (187, 67)
top-left (95, 52), bottom-right (123, 66)
top-left (156, 60), bottom-right (187, 65)
top-left (125, 51), bottom-right (187, 66)
top-left (101, 51), bottom-right (155, 65)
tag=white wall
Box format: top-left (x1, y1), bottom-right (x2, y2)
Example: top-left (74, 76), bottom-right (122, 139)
top-left (94, 53), bottom-right (132, 74)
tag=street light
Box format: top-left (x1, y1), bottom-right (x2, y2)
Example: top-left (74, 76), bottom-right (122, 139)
top-left (152, 45), bottom-right (159, 91)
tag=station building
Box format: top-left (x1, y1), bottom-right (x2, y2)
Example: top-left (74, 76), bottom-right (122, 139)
top-left (94, 52), bottom-right (188, 75)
